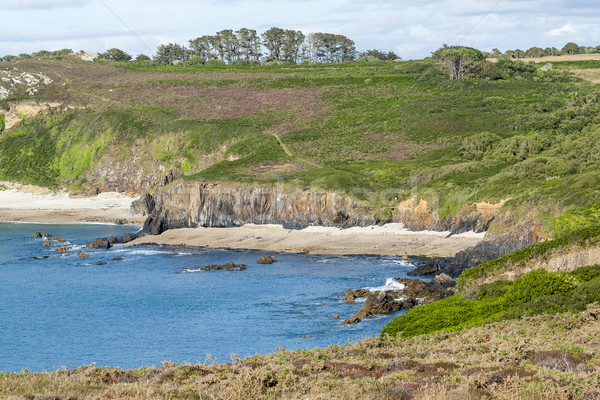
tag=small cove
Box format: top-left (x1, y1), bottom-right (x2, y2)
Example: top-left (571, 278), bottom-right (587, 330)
top-left (0, 222), bottom-right (423, 372)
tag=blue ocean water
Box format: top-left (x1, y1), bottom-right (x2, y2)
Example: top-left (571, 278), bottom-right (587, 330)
top-left (0, 222), bottom-right (421, 372)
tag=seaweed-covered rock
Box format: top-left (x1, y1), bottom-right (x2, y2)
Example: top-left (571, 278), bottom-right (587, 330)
top-left (196, 261), bottom-right (247, 271)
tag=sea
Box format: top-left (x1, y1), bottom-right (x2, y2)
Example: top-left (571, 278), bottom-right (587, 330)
top-left (0, 222), bottom-right (422, 373)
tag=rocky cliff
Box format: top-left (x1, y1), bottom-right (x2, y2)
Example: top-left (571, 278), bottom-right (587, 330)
top-left (133, 181), bottom-right (515, 236)
top-left (130, 181), bottom-right (543, 276)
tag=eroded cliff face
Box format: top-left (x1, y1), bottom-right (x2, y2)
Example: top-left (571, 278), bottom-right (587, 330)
top-left (132, 181), bottom-right (518, 238)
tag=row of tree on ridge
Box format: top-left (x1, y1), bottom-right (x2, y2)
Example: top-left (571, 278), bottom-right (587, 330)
top-left (1, 27), bottom-right (400, 65)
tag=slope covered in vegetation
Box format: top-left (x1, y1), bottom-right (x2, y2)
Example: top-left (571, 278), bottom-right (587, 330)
top-left (1, 54), bottom-right (600, 235)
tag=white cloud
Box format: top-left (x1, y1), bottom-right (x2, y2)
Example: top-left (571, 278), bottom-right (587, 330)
top-left (545, 24), bottom-right (577, 36)
top-left (2, 0), bottom-right (87, 9)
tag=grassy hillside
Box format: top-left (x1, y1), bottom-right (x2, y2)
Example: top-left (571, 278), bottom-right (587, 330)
top-left (1, 56), bottom-right (600, 232)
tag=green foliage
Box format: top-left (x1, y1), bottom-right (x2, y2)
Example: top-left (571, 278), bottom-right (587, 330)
top-left (0, 116), bottom-right (59, 186)
top-left (458, 132), bottom-right (502, 160)
top-left (382, 265), bottom-right (600, 339)
top-left (568, 265), bottom-right (600, 283)
top-left (504, 268), bottom-right (577, 304)
top-left (0, 113), bottom-right (5, 133)
top-left (458, 225), bottom-right (600, 288)
top-left (431, 45), bottom-right (485, 79)
top-left (102, 48), bottom-right (132, 62)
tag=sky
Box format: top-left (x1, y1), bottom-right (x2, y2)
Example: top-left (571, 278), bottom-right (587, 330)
top-left (1, 0), bottom-right (599, 60)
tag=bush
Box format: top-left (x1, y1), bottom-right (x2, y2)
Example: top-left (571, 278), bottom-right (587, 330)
top-left (205, 59), bottom-right (226, 66)
top-left (188, 56), bottom-right (205, 65)
top-left (570, 265), bottom-right (600, 282)
top-left (381, 296), bottom-right (505, 338)
top-left (458, 132), bottom-right (502, 160)
top-left (382, 267), bottom-right (590, 339)
top-left (504, 268), bottom-right (577, 305)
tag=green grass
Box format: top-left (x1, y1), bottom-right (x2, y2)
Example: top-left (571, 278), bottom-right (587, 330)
top-left (382, 266), bottom-right (600, 338)
top-left (457, 225), bottom-right (600, 289)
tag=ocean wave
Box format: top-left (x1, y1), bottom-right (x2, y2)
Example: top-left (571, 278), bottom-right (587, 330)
top-left (365, 278), bottom-right (405, 292)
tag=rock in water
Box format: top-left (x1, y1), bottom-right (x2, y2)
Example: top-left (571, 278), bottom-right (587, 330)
top-left (55, 246), bottom-right (72, 254)
top-left (343, 288), bottom-right (371, 304)
top-left (78, 250), bottom-right (90, 259)
top-left (32, 232), bottom-right (52, 238)
top-left (87, 238), bottom-right (111, 249)
top-left (195, 261), bottom-right (247, 271)
top-left (343, 292), bottom-right (403, 325)
top-left (257, 256), bottom-right (274, 264)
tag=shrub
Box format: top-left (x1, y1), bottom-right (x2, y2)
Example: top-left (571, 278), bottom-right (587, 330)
top-left (570, 265), bottom-right (600, 282)
top-left (205, 59), bottom-right (226, 66)
top-left (188, 56), bottom-right (205, 65)
top-left (504, 268), bottom-right (577, 305)
top-left (458, 132), bottom-right (502, 160)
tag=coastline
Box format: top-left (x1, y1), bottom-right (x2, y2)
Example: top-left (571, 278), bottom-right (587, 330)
top-left (0, 184), bottom-right (146, 225)
top-left (127, 223), bottom-right (485, 257)
top-left (0, 184), bottom-right (485, 256)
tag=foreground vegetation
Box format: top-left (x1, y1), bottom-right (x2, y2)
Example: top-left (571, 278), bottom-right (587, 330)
top-left (2, 304), bottom-right (599, 399)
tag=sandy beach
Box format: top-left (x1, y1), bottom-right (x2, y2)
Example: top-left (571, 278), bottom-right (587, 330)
top-left (0, 182), bottom-right (485, 256)
top-left (128, 223), bottom-right (485, 257)
top-left (0, 182), bottom-right (145, 225)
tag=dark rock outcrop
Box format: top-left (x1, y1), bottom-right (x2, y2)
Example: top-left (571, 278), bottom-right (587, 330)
top-left (257, 256), bottom-right (275, 264)
top-left (344, 292), bottom-right (403, 324)
top-left (409, 220), bottom-right (543, 278)
top-left (109, 232), bottom-right (142, 244)
top-left (87, 238), bottom-right (111, 249)
top-left (32, 232), bottom-right (52, 238)
top-left (343, 275), bottom-right (456, 324)
top-left (343, 288), bottom-right (372, 304)
top-left (195, 261), bottom-right (247, 271)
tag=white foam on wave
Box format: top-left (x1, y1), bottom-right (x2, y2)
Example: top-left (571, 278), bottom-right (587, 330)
top-left (365, 278), bottom-right (405, 293)
top-left (182, 268), bottom-right (202, 273)
top-left (113, 248), bottom-right (175, 257)
top-left (387, 259), bottom-right (413, 267)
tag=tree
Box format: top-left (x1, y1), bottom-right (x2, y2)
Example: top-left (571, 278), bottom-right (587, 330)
top-left (337, 35), bottom-right (357, 61)
top-left (217, 29), bottom-right (239, 63)
top-left (431, 45), bottom-right (485, 79)
top-left (561, 42), bottom-right (580, 55)
top-left (281, 29), bottom-right (305, 63)
top-left (135, 54), bottom-right (151, 61)
top-left (359, 49), bottom-right (398, 61)
top-left (236, 28), bottom-right (261, 63)
top-left (105, 48), bottom-right (132, 61)
top-left (525, 47), bottom-right (544, 58)
top-left (189, 35), bottom-right (212, 60)
top-left (154, 43), bottom-right (189, 65)
top-left (512, 49), bottom-right (526, 58)
top-left (262, 27), bottom-right (285, 62)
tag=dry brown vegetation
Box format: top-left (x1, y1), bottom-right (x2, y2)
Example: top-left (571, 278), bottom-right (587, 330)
top-left (2, 304), bottom-right (600, 400)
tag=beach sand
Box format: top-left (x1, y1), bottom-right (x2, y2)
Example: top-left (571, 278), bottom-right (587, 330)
top-left (128, 223), bottom-right (485, 257)
top-left (0, 183), bottom-right (485, 256)
top-left (0, 182), bottom-right (145, 225)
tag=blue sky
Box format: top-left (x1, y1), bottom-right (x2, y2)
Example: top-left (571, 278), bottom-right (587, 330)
top-left (1, 0), bottom-right (599, 59)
